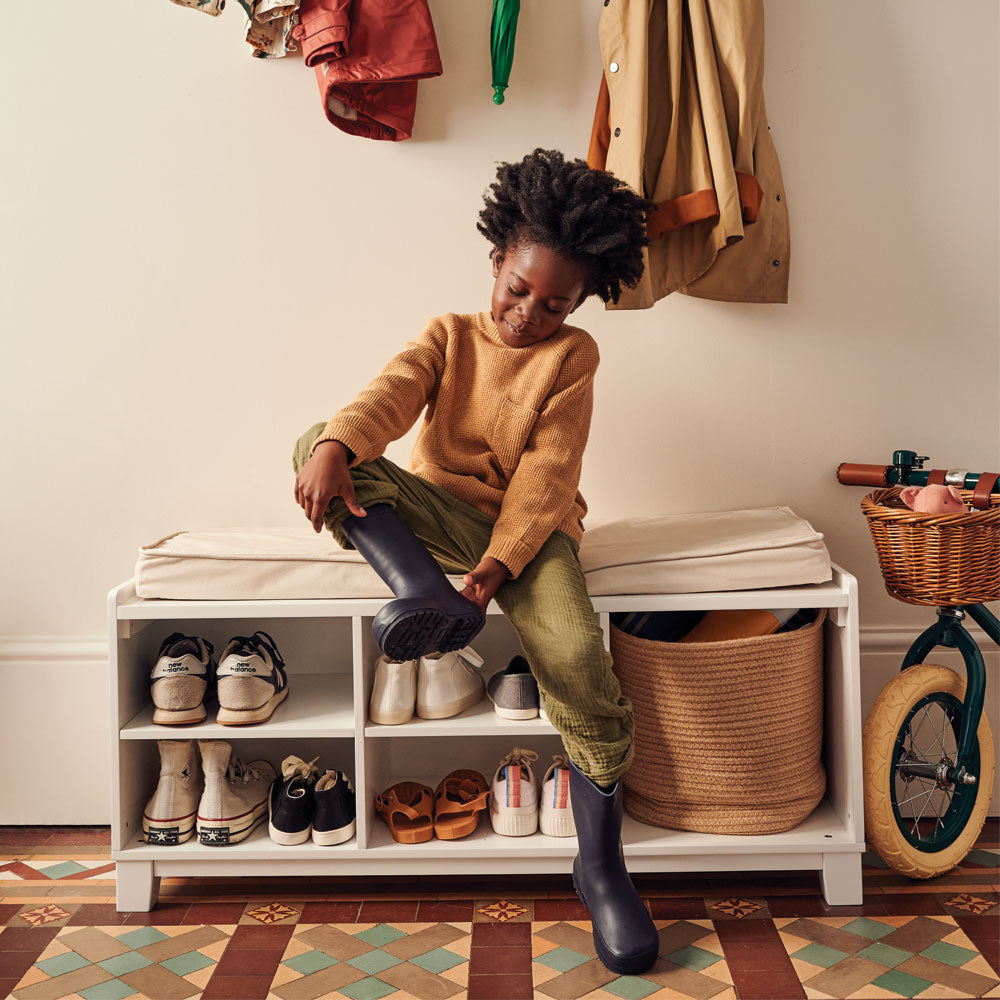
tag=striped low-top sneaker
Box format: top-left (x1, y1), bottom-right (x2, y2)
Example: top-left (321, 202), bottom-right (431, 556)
top-left (216, 630), bottom-right (289, 725)
top-left (268, 755), bottom-right (321, 846)
top-left (142, 740), bottom-right (202, 845)
top-left (540, 754), bottom-right (576, 837)
top-left (489, 747), bottom-right (539, 837)
top-left (197, 741), bottom-right (276, 845)
top-left (150, 633), bottom-right (215, 725)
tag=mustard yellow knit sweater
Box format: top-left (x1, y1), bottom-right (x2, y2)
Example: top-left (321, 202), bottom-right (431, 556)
top-left (312, 311), bottom-right (598, 578)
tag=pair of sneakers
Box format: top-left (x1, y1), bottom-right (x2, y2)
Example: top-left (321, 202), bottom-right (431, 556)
top-left (488, 747), bottom-right (576, 838)
top-left (369, 647), bottom-right (485, 725)
top-left (268, 756), bottom-right (357, 846)
top-left (143, 740), bottom-right (276, 846)
top-left (151, 631), bottom-right (289, 726)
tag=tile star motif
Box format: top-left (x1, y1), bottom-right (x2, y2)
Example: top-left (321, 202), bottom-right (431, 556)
top-left (247, 902), bottom-right (300, 924)
top-left (477, 899), bottom-right (529, 922)
top-left (709, 897), bottom-right (762, 918)
top-left (945, 893), bottom-right (997, 915)
top-left (18, 903), bottom-right (73, 926)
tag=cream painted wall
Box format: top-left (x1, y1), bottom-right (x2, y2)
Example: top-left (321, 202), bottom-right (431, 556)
top-left (0, 1), bottom-right (997, 822)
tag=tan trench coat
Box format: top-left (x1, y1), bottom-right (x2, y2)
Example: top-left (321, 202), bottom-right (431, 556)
top-left (588, 0), bottom-right (789, 308)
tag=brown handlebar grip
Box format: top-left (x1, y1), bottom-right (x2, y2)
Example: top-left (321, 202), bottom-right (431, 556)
top-left (837, 463), bottom-right (892, 487)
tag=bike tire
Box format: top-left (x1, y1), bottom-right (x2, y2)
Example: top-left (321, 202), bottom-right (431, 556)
top-left (863, 664), bottom-right (994, 878)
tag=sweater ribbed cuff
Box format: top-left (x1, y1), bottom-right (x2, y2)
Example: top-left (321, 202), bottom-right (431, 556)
top-left (484, 534), bottom-right (537, 581)
top-left (310, 421), bottom-right (376, 468)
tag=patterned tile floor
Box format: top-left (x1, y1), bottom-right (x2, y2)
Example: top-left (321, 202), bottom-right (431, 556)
top-left (0, 824), bottom-right (996, 999)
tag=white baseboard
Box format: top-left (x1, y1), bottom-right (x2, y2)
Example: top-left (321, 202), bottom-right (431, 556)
top-left (0, 628), bottom-right (995, 824)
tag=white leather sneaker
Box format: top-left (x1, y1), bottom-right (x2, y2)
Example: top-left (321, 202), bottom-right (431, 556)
top-left (143, 740), bottom-right (202, 845)
top-left (416, 647), bottom-right (485, 719)
top-left (369, 656), bottom-right (418, 725)
top-left (197, 741), bottom-right (276, 845)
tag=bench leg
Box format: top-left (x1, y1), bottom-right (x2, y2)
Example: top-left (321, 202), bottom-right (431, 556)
top-left (820, 853), bottom-right (863, 906)
top-left (116, 861), bottom-right (160, 912)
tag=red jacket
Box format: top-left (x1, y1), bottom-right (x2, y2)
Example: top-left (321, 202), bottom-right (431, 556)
top-left (294, 0), bottom-right (442, 140)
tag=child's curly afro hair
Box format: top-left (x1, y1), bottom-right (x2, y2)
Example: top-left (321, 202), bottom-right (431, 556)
top-left (477, 148), bottom-right (651, 305)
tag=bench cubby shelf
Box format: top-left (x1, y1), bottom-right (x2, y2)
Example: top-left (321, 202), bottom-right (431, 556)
top-left (108, 564), bottom-right (864, 911)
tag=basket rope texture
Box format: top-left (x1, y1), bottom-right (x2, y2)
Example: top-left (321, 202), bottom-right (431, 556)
top-left (611, 610), bottom-right (826, 836)
top-left (862, 487), bottom-right (1000, 607)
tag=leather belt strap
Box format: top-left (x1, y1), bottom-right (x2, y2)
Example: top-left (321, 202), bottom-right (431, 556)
top-left (927, 469), bottom-right (947, 486)
top-left (972, 471), bottom-right (999, 510)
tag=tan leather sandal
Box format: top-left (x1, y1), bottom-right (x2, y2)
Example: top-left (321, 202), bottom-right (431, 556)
top-left (374, 781), bottom-right (434, 844)
top-left (433, 769), bottom-right (490, 840)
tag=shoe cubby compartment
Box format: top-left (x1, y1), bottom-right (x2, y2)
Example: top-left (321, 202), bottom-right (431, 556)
top-left (109, 569), bottom-right (866, 910)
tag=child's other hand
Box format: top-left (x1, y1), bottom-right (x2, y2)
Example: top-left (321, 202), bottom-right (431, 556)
top-left (461, 557), bottom-right (509, 612)
top-left (294, 440), bottom-right (366, 532)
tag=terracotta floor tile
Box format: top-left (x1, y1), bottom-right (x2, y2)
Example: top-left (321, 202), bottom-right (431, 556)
top-left (0, 926), bottom-right (61, 952)
top-left (531, 900), bottom-right (590, 922)
top-left (64, 903), bottom-right (130, 925)
top-left (765, 896), bottom-right (886, 918)
top-left (200, 972), bottom-right (274, 999)
top-left (214, 945), bottom-right (286, 977)
top-left (469, 944), bottom-right (533, 976)
top-left (727, 967), bottom-right (806, 999)
top-left (715, 917), bottom-right (800, 976)
top-left (0, 948), bottom-right (40, 980)
top-left (122, 903), bottom-right (191, 924)
top-left (299, 900), bottom-right (361, 923)
top-left (417, 899), bottom-right (477, 921)
top-left (358, 899), bottom-right (420, 922)
top-left (0, 828), bottom-right (52, 846)
top-left (877, 893), bottom-right (947, 916)
top-left (472, 922), bottom-right (531, 947)
top-left (183, 901), bottom-right (251, 924)
top-left (227, 923), bottom-right (295, 950)
top-left (646, 897), bottom-right (709, 920)
top-left (467, 972), bottom-right (534, 999)
top-left (43, 828), bottom-right (111, 846)
top-left (0, 904), bottom-right (24, 925)
top-left (954, 913), bottom-right (1000, 975)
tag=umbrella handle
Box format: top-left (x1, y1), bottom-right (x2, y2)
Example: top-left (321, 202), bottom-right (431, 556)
top-left (492, 85), bottom-right (506, 105)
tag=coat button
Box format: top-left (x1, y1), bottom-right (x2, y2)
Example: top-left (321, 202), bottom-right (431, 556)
top-left (609, 62), bottom-right (619, 73)
top-left (776, 193), bottom-right (782, 201)
top-left (772, 259), bottom-right (781, 267)
top-left (604, 0), bottom-right (610, 6)
top-left (613, 127), bottom-right (621, 137)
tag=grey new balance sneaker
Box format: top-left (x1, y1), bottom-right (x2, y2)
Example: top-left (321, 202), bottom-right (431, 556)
top-left (150, 633), bottom-right (215, 725)
top-left (216, 631), bottom-right (289, 725)
top-left (486, 655), bottom-right (539, 720)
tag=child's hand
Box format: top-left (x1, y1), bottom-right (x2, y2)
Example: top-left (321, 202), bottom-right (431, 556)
top-left (461, 557), bottom-right (510, 612)
top-left (295, 440), bottom-right (366, 532)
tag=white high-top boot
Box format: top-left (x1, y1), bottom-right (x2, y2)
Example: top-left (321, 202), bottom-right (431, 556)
top-left (369, 656), bottom-right (418, 725)
top-left (143, 741), bottom-right (202, 845)
top-left (197, 741), bottom-right (276, 845)
top-left (416, 647), bottom-right (485, 719)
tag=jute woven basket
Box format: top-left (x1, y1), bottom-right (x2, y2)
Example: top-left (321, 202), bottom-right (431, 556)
top-left (611, 609), bottom-right (826, 835)
top-left (861, 487), bottom-right (1000, 606)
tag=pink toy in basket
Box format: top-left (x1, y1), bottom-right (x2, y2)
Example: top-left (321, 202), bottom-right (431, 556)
top-left (899, 484), bottom-right (969, 514)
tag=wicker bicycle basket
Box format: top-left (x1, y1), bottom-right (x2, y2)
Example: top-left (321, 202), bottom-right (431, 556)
top-left (862, 487), bottom-right (1000, 606)
top-left (611, 610), bottom-right (827, 836)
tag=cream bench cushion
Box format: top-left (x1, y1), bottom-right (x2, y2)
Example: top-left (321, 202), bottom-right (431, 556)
top-left (134, 507), bottom-right (831, 600)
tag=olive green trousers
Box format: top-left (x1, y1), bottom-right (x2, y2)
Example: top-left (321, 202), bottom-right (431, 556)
top-left (294, 423), bottom-right (634, 785)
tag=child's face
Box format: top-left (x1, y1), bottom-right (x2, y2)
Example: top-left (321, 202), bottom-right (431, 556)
top-left (491, 243), bottom-right (588, 348)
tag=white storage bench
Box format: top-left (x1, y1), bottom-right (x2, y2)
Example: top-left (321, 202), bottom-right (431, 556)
top-left (108, 513), bottom-right (864, 911)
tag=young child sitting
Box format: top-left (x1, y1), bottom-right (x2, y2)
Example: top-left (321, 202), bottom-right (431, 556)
top-left (292, 148), bottom-right (656, 974)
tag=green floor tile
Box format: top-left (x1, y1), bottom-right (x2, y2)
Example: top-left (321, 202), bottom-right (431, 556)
top-left (160, 950), bottom-right (216, 977)
top-left (37, 951), bottom-right (92, 977)
top-left (792, 942), bottom-right (850, 968)
top-left (354, 924), bottom-right (407, 947)
top-left (871, 969), bottom-right (933, 997)
top-left (115, 927), bottom-right (170, 949)
top-left (535, 946), bottom-right (591, 972)
top-left (97, 951), bottom-right (154, 976)
top-left (603, 975), bottom-right (661, 1000)
top-left (842, 917), bottom-right (895, 940)
top-left (284, 949), bottom-right (340, 975)
top-left (410, 947), bottom-right (465, 975)
top-left (340, 975), bottom-right (398, 1000)
top-left (347, 948), bottom-right (404, 975)
top-left (857, 942), bottom-right (912, 969)
top-left (665, 945), bottom-right (719, 973)
top-left (79, 979), bottom-right (139, 1000)
top-left (37, 860), bottom-right (88, 879)
top-left (919, 940), bottom-right (980, 967)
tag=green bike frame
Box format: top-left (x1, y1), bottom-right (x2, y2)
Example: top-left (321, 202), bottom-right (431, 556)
top-left (900, 602), bottom-right (1000, 784)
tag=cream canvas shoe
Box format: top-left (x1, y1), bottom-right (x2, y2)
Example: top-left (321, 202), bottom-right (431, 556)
top-left (369, 656), bottom-right (418, 725)
top-left (489, 747), bottom-right (539, 837)
top-left (416, 647), bottom-right (485, 719)
top-left (143, 740), bottom-right (202, 845)
top-left (540, 754), bottom-right (576, 837)
top-left (197, 740), bottom-right (276, 845)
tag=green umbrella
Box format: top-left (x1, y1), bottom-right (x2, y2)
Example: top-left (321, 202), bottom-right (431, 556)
top-left (490, 0), bottom-right (520, 104)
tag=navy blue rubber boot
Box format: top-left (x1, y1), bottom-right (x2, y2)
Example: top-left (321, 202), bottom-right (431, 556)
top-left (341, 504), bottom-right (484, 661)
top-left (569, 759), bottom-right (659, 975)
